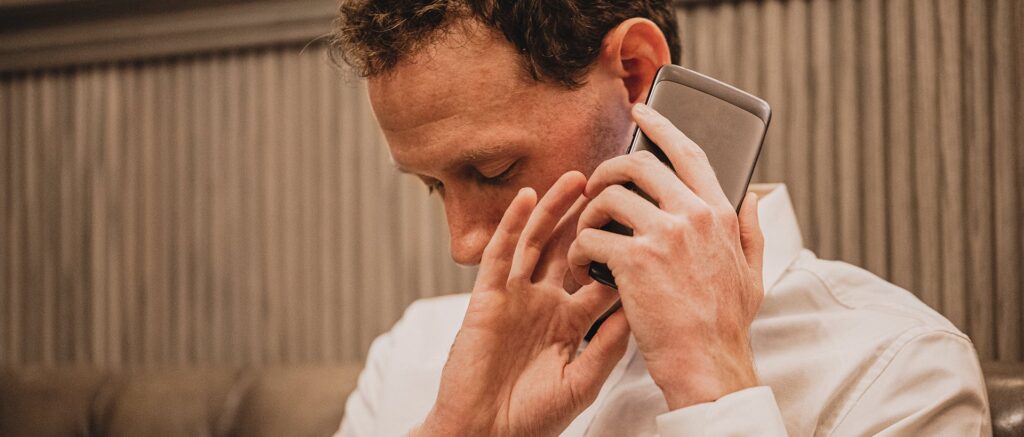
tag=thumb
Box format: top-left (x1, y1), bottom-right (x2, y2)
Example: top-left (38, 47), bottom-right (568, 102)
top-left (738, 191), bottom-right (764, 276)
top-left (564, 310), bottom-right (630, 406)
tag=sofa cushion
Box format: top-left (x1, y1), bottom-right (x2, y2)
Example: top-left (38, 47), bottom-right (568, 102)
top-left (2, 362), bottom-right (1014, 436)
top-left (0, 367), bottom-right (109, 437)
top-left (984, 362), bottom-right (1024, 437)
top-left (230, 365), bottom-right (362, 437)
top-left (94, 368), bottom-right (247, 437)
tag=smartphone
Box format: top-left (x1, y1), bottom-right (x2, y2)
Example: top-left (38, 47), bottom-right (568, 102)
top-left (588, 65), bottom-right (772, 289)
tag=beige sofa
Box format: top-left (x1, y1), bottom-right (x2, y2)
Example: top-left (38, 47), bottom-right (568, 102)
top-left (1, 362), bottom-right (1021, 436)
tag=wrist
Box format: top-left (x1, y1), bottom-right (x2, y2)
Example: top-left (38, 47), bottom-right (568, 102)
top-left (652, 353), bottom-right (759, 410)
top-left (659, 374), bottom-right (758, 410)
top-left (415, 401), bottom-right (494, 436)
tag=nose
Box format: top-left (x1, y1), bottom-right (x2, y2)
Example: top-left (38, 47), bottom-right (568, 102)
top-left (443, 195), bottom-right (497, 266)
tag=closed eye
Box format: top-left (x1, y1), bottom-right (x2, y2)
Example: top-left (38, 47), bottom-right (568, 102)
top-left (421, 160), bottom-right (520, 196)
top-left (475, 160), bottom-right (519, 186)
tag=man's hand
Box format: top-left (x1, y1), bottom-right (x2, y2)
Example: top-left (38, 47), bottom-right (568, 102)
top-left (415, 172), bottom-right (631, 436)
top-left (568, 103), bottom-right (766, 410)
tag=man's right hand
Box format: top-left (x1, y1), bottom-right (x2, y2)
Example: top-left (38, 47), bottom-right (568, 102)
top-left (413, 171), bottom-right (631, 437)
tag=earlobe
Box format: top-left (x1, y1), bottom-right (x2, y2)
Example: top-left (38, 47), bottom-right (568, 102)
top-left (599, 18), bottom-right (673, 104)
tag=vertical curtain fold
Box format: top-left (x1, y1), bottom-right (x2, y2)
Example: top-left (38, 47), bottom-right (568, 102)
top-left (1, 0), bottom-right (1021, 365)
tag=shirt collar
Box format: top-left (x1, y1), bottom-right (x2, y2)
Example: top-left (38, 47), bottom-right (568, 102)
top-left (749, 183), bottom-right (804, 291)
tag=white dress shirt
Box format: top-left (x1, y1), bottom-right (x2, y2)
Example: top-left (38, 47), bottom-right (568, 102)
top-left (336, 184), bottom-right (991, 436)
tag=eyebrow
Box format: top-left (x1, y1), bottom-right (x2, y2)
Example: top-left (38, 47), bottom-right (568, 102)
top-left (392, 143), bottom-right (516, 175)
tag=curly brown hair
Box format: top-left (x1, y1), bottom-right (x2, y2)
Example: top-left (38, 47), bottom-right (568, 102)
top-left (330, 0), bottom-right (681, 88)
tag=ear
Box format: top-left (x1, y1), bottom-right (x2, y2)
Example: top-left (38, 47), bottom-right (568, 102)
top-left (597, 18), bottom-right (673, 104)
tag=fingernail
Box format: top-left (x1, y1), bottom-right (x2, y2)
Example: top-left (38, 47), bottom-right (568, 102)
top-left (633, 103), bottom-right (653, 117)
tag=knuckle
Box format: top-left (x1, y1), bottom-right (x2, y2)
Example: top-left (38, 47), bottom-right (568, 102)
top-left (688, 144), bottom-right (710, 163)
top-left (590, 159), bottom-right (616, 181)
top-left (634, 150), bottom-right (658, 163)
top-left (633, 235), bottom-right (665, 261)
top-left (661, 216), bottom-right (688, 239)
top-left (606, 183), bottom-right (632, 199)
top-left (609, 154), bottom-right (633, 169)
top-left (617, 243), bottom-right (641, 266)
top-left (715, 207), bottom-right (739, 228)
top-left (577, 227), bottom-right (596, 242)
top-left (521, 235), bottom-right (545, 254)
top-left (627, 153), bottom-right (652, 174)
top-left (636, 151), bottom-right (665, 170)
top-left (687, 206), bottom-right (715, 230)
top-left (480, 250), bottom-right (501, 266)
top-left (752, 226), bottom-right (766, 243)
top-left (579, 207), bottom-right (600, 230)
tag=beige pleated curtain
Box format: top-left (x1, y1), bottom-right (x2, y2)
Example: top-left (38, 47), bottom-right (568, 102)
top-left (1, 0), bottom-right (1022, 367)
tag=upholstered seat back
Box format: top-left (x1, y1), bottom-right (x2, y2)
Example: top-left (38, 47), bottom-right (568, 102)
top-left (0, 365), bottom-right (362, 437)
top-left (1, 363), bottom-right (1021, 436)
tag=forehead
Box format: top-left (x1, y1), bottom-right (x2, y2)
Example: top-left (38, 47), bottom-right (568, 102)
top-left (365, 25), bottom-right (585, 171)
top-left (366, 27), bottom-right (544, 133)
top-left (367, 30), bottom-right (533, 133)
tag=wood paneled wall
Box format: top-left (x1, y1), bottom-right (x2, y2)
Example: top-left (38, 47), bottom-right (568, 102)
top-left (0, 51), bottom-right (478, 366)
top-left (1, 0), bottom-right (1022, 366)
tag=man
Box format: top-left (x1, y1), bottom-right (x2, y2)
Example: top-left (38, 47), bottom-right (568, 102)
top-left (330, 1), bottom-right (990, 435)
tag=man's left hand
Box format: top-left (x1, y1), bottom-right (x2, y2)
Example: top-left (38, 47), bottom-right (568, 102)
top-left (568, 103), bottom-right (766, 410)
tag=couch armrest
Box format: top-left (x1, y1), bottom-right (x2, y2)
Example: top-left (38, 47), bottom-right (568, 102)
top-left (983, 361), bottom-right (1024, 437)
top-left (0, 364), bottom-right (363, 437)
top-left (229, 365), bottom-right (363, 437)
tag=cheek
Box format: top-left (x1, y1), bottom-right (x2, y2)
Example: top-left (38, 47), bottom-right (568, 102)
top-left (585, 103), bottom-right (635, 162)
top-left (538, 99), bottom-right (631, 167)
top-left (529, 119), bottom-right (627, 182)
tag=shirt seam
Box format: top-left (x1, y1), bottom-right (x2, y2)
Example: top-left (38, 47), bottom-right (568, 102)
top-left (787, 262), bottom-right (970, 343)
top-left (823, 328), bottom-right (977, 436)
top-left (784, 262), bottom-right (976, 436)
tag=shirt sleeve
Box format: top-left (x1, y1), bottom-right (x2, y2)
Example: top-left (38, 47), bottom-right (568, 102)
top-left (655, 386), bottom-right (789, 436)
top-left (333, 330), bottom-right (395, 437)
top-left (830, 330), bottom-right (991, 436)
top-left (653, 330), bottom-right (990, 437)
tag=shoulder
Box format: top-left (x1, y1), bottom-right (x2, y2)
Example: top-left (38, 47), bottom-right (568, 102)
top-left (757, 251), bottom-right (987, 433)
top-left (773, 250), bottom-right (965, 338)
top-left (393, 293), bottom-right (471, 337)
top-left (791, 255), bottom-right (991, 434)
top-left (401, 293), bottom-right (472, 320)
top-left (778, 249), bottom-right (975, 360)
top-left (346, 294), bottom-right (471, 435)
top-left (373, 293), bottom-right (471, 365)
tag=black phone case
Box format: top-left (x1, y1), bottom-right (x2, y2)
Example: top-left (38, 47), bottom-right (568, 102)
top-left (588, 65), bottom-right (772, 289)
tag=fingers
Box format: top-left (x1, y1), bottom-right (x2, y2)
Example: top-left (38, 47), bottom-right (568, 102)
top-left (584, 152), bottom-right (697, 213)
top-left (575, 184), bottom-right (666, 237)
top-left (567, 228), bottom-right (630, 286)
top-left (509, 171), bottom-right (587, 288)
top-left (476, 187), bottom-right (537, 290)
top-left (571, 282), bottom-right (620, 322)
top-left (631, 103), bottom-right (730, 209)
top-left (531, 193), bottom-right (588, 284)
top-left (564, 309), bottom-right (630, 404)
top-left (737, 192), bottom-right (764, 279)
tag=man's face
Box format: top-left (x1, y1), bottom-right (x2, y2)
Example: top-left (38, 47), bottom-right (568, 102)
top-left (368, 25), bottom-right (635, 265)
